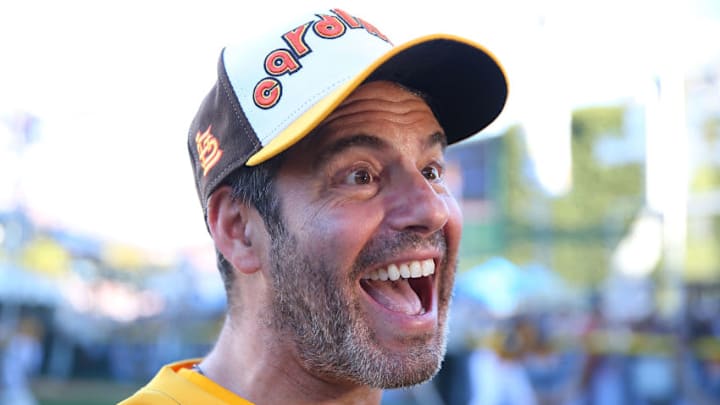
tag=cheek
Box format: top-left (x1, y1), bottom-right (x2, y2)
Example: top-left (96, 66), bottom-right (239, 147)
top-left (294, 202), bottom-right (384, 268)
top-left (444, 196), bottom-right (463, 253)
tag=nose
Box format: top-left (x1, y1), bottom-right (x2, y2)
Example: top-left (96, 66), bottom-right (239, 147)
top-left (385, 168), bottom-right (451, 235)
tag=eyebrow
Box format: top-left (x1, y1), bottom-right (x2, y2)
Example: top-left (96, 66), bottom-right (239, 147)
top-left (429, 131), bottom-right (448, 150)
top-left (313, 131), bottom-right (447, 170)
top-left (313, 131), bottom-right (447, 171)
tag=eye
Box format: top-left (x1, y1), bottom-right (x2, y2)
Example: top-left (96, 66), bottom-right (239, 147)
top-left (422, 165), bottom-right (442, 182)
top-left (344, 167), bottom-right (376, 185)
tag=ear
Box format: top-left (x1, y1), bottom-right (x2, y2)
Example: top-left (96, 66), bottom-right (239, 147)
top-left (206, 187), bottom-right (262, 275)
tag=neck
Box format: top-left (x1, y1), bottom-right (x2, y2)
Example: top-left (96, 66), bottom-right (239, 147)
top-left (199, 315), bottom-right (383, 405)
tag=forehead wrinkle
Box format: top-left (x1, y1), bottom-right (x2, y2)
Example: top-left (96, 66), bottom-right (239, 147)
top-left (324, 97), bottom-right (433, 126)
top-left (312, 134), bottom-right (388, 171)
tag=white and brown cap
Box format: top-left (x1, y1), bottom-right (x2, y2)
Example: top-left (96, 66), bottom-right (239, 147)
top-left (188, 7), bottom-right (508, 214)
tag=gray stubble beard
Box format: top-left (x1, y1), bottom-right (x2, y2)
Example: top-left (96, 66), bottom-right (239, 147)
top-left (266, 223), bottom-right (455, 388)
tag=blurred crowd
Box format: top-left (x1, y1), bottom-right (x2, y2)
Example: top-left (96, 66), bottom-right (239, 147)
top-left (0, 233), bottom-right (719, 404)
top-left (386, 282), bottom-right (720, 405)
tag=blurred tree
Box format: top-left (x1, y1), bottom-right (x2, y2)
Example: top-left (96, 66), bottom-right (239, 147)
top-left (686, 114), bottom-right (720, 280)
top-left (690, 115), bottom-right (720, 193)
top-left (454, 137), bottom-right (506, 271)
top-left (496, 106), bottom-right (644, 288)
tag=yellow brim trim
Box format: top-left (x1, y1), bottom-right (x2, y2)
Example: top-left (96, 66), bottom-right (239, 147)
top-left (245, 33), bottom-right (507, 166)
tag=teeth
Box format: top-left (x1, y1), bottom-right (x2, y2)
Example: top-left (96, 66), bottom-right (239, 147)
top-left (378, 268), bottom-right (389, 281)
top-left (387, 264), bottom-right (400, 281)
top-left (422, 259), bottom-right (434, 276)
top-left (362, 259), bottom-right (435, 281)
top-left (410, 261), bottom-right (422, 278)
top-left (399, 263), bottom-right (411, 278)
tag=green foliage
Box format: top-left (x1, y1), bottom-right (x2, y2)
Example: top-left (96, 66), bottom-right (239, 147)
top-left (458, 221), bottom-right (503, 272)
top-left (496, 106), bottom-right (644, 287)
top-left (498, 125), bottom-right (540, 225)
top-left (703, 115), bottom-right (720, 143)
top-left (689, 115), bottom-right (720, 192)
top-left (685, 115), bottom-right (720, 279)
top-left (557, 107), bottom-right (643, 228)
top-left (552, 241), bottom-right (614, 286)
top-left (692, 165), bottom-right (720, 192)
top-left (685, 214), bottom-right (720, 280)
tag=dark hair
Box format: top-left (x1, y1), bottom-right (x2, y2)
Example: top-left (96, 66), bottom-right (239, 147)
top-left (214, 155), bottom-right (285, 295)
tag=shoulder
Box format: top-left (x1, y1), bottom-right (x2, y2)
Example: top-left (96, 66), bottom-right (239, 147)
top-left (117, 359), bottom-right (202, 405)
top-left (118, 388), bottom-right (182, 405)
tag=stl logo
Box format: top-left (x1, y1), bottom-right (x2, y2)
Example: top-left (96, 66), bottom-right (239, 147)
top-left (196, 125), bottom-right (223, 176)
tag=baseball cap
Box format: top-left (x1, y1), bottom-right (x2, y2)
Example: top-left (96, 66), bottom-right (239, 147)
top-left (189, 8), bottom-right (508, 213)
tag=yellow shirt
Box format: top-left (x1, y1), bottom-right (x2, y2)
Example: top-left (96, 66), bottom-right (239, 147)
top-left (118, 359), bottom-right (254, 405)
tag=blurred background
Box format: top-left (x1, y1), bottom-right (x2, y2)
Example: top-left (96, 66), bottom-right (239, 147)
top-left (1, 0), bottom-right (719, 404)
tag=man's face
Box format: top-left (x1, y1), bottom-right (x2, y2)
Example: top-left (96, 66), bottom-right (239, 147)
top-left (264, 81), bottom-right (462, 388)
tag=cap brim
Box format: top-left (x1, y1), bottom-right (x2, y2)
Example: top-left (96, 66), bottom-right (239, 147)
top-left (245, 33), bottom-right (508, 166)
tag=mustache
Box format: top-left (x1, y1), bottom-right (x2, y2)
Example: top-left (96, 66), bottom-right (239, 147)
top-left (351, 230), bottom-right (447, 278)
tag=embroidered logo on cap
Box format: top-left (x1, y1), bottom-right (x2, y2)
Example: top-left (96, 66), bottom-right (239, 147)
top-left (196, 125), bottom-right (223, 176)
top-left (252, 8), bottom-right (390, 110)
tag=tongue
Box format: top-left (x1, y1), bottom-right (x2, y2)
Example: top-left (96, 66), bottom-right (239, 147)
top-left (361, 278), bottom-right (422, 315)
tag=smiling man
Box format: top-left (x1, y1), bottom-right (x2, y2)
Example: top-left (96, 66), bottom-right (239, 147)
top-left (120, 7), bottom-right (507, 405)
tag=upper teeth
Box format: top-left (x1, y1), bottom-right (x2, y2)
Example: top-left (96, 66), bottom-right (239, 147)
top-left (362, 259), bottom-right (435, 281)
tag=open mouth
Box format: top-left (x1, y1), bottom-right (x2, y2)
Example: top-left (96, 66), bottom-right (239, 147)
top-left (359, 259), bottom-right (435, 315)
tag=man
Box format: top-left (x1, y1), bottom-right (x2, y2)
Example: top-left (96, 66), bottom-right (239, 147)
top-left (121, 7), bottom-right (507, 405)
